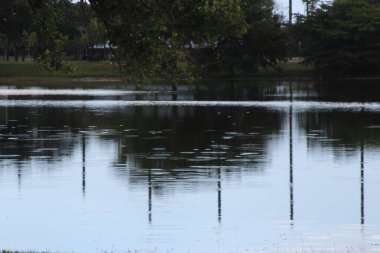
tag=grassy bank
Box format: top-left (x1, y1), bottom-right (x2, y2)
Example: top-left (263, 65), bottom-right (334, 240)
top-left (0, 60), bottom-right (120, 78)
top-left (0, 59), bottom-right (315, 82)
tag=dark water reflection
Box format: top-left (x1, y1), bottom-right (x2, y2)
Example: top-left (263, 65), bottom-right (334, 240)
top-left (0, 80), bottom-right (380, 252)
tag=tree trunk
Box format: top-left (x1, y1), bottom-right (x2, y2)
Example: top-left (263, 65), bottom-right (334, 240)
top-left (6, 42), bottom-right (9, 61)
top-left (22, 46), bottom-right (26, 61)
top-left (171, 83), bottom-right (177, 101)
top-left (15, 47), bottom-right (19, 61)
top-left (74, 49), bottom-right (79, 60)
top-left (229, 64), bottom-right (235, 77)
top-left (4, 39), bottom-right (9, 61)
top-left (229, 80), bottom-right (236, 100)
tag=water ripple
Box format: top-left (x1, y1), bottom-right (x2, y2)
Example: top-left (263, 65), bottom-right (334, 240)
top-left (0, 99), bottom-right (377, 111)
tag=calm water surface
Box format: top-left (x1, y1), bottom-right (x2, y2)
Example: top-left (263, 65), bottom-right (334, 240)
top-left (0, 80), bottom-right (380, 252)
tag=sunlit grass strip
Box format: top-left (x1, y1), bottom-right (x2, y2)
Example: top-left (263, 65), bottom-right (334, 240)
top-left (0, 60), bottom-right (314, 79)
top-left (0, 61), bottom-right (119, 78)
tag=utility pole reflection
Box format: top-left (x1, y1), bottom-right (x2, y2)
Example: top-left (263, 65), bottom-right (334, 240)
top-left (217, 166), bottom-right (222, 223)
top-left (148, 166), bottom-right (152, 224)
top-left (289, 81), bottom-right (294, 223)
top-left (213, 142), bottom-right (222, 224)
top-left (82, 133), bottom-right (86, 197)
top-left (17, 162), bottom-right (22, 190)
top-left (172, 84), bottom-right (178, 101)
top-left (360, 141), bottom-right (365, 225)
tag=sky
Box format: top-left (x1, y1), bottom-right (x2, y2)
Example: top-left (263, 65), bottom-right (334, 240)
top-left (71, 0), bottom-right (307, 21)
top-left (275, 0), bottom-right (305, 17)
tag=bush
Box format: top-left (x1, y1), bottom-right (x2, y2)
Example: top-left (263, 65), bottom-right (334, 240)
top-left (294, 0), bottom-right (380, 75)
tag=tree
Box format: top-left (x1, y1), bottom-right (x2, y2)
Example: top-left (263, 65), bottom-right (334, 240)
top-left (194, 0), bottom-right (288, 76)
top-left (0, 0), bottom-right (104, 70)
top-left (88, 0), bottom-right (246, 84)
top-left (301, 0), bottom-right (320, 17)
top-left (63, 1), bottom-right (105, 60)
top-left (27, 0), bottom-right (74, 72)
top-left (294, 0), bottom-right (380, 75)
top-left (0, 0), bottom-right (33, 61)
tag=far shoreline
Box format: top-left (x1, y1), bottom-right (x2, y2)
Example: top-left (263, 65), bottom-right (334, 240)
top-left (1, 60), bottom-right (380, 85)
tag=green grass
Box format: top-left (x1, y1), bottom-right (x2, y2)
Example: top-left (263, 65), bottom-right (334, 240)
top-left (255, 60), bottom-right (316, 78)
top-left (0, 60), bottom-right (120, 78)
top-left (0, 59), bottom-right (316, 83)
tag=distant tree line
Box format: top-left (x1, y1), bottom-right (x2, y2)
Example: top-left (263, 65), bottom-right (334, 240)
top-left (294, 0), bottom-right (380, 75)
top-left (1, 0), bottom-right (289, 80)
top-left (0, 0), bottom-right (104, 66)
top-left (0, 0), bottom-right (34, 61)
top-left (88, 0), bottom-right (288, 83)
top-left (1, 0), bottom-right (379, 79)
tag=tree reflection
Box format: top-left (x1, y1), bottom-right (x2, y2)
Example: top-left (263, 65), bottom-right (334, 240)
top-left (112, 106), bottom-right (280, 187)
top-left (82, 133), bottom-right (86, 197)
top-left (0, 107), bottom-right (78, 168)
top-left (217, 166), bottom-right (222, 223)
top-left (1, 81), bottom-right (380, 227)
top-left (17, 162), bottom-right (22, 189)
top-left (360, 141), bottom-right (365, 225)
top-left (289, 81), bottom-right (294, 223)
top-left (148, 165), bottom-right (153, 224)
top-left (106, 106), bottom-right (281, 223)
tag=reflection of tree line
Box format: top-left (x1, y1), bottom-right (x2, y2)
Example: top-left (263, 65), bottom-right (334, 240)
top-left (101, 101), bottom-right (373, 225)
top-left (192, 80), bottom-right (320, 102)
top-left (315, 80), bottom-right (380, 103)
top-left (299, 111), bottom-right (380, 149)
top-left (0, 106), bottom-right (90, 192)
top-left (0, 103), bottom-right (282, 224)
top-left (0, 107), bottom-right (88, 162)
top-left (0, 98), bottom-right (375, 225)
top-left (0, 122), bottom-right (77, 162)
top-left (112, 106), bottom-right (281, 182)
top-left (107, 106), bottom-right (282, 223)
top-left (193, 81), bottom-right (262, 101)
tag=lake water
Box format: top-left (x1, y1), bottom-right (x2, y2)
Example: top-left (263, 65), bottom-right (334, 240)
top-left (0, 80), bottom-right (380, 253)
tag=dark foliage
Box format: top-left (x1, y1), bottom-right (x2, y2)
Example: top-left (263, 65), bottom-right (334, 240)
top-left (294, 0), bottom-right (380, 75)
